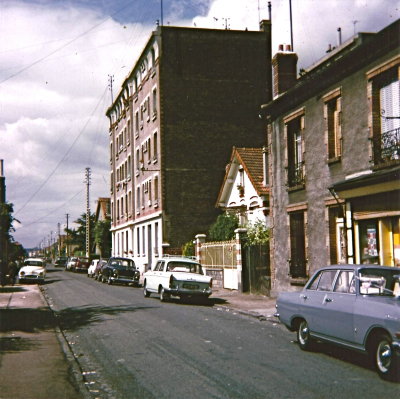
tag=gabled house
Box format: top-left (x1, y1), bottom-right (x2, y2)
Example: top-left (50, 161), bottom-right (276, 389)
top-left (216, 147), bottom-right (270, 227)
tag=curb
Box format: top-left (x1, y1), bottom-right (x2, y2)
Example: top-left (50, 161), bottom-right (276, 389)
top-left (215, 303), bottom-right (280, 323)
top-left (39, 286), bottom-right (92, 399)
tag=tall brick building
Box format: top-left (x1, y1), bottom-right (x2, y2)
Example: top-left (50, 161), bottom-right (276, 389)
top-left (106, 22), bottom-right (272, 273)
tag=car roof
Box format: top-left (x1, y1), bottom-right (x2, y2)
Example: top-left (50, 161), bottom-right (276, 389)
top-left (316, 264), bottom-right (400, 273)
top-left (159, 256), bottom-right (200, 264)
top-left (25, 258), bottom-right (44, 262)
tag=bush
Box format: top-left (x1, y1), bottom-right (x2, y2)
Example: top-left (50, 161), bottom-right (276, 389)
top-left (182, 241), bottom-right (195, 257)
top-left (245, 220), bottom-right (270, 246)
top-left (208, 212), bottom-right (239, 241)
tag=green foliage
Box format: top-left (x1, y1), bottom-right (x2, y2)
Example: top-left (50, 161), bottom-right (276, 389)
top-left (0, 202), bottom-right (16, 240)
top-left (182, 241), bottom-right (195, 257)
top-left (94, 218), bottom-right (112, 258)
top-left (208, 212), bottom-right (239, 241)
top-left (245, 220), bottom-right (270, 246)
top-left (65, 213), bottom-right (96, 253)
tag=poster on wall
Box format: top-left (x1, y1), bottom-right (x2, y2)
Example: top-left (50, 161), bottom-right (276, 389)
top-left (367, 227), bottom-right (378, 257)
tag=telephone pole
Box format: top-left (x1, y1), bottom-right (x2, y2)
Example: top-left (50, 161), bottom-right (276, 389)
top-left (0, 160), bottom-right (6, 281)
top-left (65, 213), bottom-right (69, 256)
top-left (85, 168), bottom-right (91, 258)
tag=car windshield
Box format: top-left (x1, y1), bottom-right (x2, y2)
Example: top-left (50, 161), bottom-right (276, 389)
top-left (358, 268), bottom-right (400, 296)
top-left (166, 261), bottom-right (203, 274)
top-left (24, 260), bottom-right (43, 267)
top-left (109, 259), bottom-right (135, 269)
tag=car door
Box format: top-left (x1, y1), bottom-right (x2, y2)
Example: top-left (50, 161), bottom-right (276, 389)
top-left (147, 261), bottom-right (163, 291)
top-left (318, 270), bottom-right (356, 343)
top-left (300, 270), bottom-right (338, 335)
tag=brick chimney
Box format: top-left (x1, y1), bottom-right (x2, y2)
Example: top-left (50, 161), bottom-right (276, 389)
top-left (272, 44), bottom-right (298, 98)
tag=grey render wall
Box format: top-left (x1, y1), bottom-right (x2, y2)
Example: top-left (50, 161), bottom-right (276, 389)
top-left (270, 46), bottom-right (399, 293)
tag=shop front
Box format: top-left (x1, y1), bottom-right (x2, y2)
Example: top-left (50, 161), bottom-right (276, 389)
top-left (330, 166), bottom-right (400, 267)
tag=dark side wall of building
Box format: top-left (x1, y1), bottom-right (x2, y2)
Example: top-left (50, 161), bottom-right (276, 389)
top-left (158, 26), bottom-right (271, 248)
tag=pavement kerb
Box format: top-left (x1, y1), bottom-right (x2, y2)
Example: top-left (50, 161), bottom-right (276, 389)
top-left (38, 285), bottom-right (92, 399)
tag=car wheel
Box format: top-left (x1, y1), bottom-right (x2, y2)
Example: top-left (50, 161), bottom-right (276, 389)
top-left (107, 276), bottom-right (113, 285)
top-left (297, 319), bottom-right (313, 351)
top-left (372, 334), bottom-right (399, 381)
top-left (159, 287), bottom-right (169, 302)
top-left (143, 282), bottom-right (151, 298)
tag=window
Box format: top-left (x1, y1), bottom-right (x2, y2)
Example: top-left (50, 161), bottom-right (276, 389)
top-left (136, 186), bottom-right (140, 211)
top-left (317, 270), bottom-right (337, 291)
top-left (135, 111), bottom-right (139, 136)
top-left (324, 89), bottom-right (342, 161)
top-left (154, 176), bottom-right (159, 205)
top-left (153, 132), bottom-right (158, 161)
top-left (142, 226), bottom-right (146, 255)
top-left (127, 156), bottom-right (131, 179)
top-left (147, 138), bottom-right (151, 163)
top-left (285, 112), bottom-right (305, 188)
top-left (367, 57), bottom-right (400, 165)
top-left (137, 227), bottom-right (140, 255)
top-left (334, 270), bottom-right (355, 293)
top-left (152, 87), bottom-right (157, 117)
top-left (289, 211), bottom-right (307, 278)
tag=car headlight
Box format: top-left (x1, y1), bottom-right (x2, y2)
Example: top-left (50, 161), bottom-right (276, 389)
top-left (20, 271), bottom-right (25, 276)
top-left (169, 274), bottom-right (176, 288)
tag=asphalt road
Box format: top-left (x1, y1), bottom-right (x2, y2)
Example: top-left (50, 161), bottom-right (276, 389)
top-left (42, 266), bottom-right (399, 399)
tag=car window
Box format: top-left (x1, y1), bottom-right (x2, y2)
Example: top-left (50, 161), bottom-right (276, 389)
top-left (333, 271), bottom-right (355, 293)
top-left (307, 271), bottom-right (322, 290)
top-left (358, 268), bottom-right (399, 296)
top-left (316, 270), bottom-right (337, 291)
top-left (154, 261), bottom-right (163, 271)
top-left (166, 261), bottom-right (203, 274)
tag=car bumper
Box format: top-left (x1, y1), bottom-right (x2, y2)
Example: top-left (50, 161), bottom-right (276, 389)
top-left (110, 276), bottom-right (140, 285)
top-left (19, 275), bottom-right (44, 283)
top-left (166, 287), bottom-right (212, 297)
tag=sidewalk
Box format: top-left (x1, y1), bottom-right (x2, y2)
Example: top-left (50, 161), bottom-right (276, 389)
top-left (0, 285), bottom-right (86, 399)
top-left (0, 284), bottom-right (278, 399)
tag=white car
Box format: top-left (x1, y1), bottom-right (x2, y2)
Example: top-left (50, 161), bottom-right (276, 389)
top-left (18, 258), bottom-right (46, 284)
top-left (87, 259), bottom-right (99, 277)
top-left (143, 256), bottom-right (212, 302)
top-left (65, 257), bottom-right (78, 271)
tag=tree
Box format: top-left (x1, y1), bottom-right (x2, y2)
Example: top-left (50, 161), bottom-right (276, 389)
top-left (208, 212), bottom-right (239, 241)
top-left (65, 213), bottom-right (96, 255)
top-left (245, 220), bottom-right (270, 246)
top-left (94, 219), bottom-right (112, 258)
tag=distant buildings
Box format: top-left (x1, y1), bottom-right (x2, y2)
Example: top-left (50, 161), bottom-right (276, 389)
top-left (106, 22), bottom-right (272, 273)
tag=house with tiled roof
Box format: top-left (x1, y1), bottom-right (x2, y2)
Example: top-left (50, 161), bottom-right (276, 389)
top-left (216, 147), bottom-right (270, 226)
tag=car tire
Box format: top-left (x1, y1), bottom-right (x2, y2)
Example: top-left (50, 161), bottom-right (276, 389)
top-left (159, 287), bottom-right (169, 302)
top-left (297, 319), bottom-right (313, 351)
top-left (143, 282), bottom-right (151, 298)
top-left (372, 333), bottom-right (400, 381)
top-left (107, 276), bottom-right (112, 285)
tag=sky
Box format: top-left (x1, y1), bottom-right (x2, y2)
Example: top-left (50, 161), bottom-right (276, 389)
top-left (0, 0), bottom-right (398, 249)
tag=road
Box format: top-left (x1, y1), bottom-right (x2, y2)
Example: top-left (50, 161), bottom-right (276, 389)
top-left (42, 266), bottom-right (399, 399)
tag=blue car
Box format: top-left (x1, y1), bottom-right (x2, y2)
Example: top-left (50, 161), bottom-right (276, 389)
top-left (276, 265), bottom-right (400, 381)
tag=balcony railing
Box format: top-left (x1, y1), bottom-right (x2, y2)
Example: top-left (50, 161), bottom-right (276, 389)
top-left (288, 162), bottom-right (305, 188)
top-left (374, 127), bottom-right (400, 166)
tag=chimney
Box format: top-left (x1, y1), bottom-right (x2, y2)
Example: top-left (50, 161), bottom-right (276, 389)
top-left (260, 11), bottom-right (273, 103)
top-left (337, 27), bottom-right (342, 46)
top-left (272, 44), bottom-right (298, 98)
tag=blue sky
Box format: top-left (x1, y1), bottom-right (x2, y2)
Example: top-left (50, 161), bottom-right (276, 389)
top-left (0, 0), bottom-right (397, 248)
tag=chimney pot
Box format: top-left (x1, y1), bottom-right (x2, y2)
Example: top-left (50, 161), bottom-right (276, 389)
top-left (278, 44), bottom-right (284, 51)
top-left (286, 44), bottom-right (291, 51)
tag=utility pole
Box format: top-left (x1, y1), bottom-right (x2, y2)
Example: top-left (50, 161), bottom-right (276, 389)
top-left (65, 213), bottom-right (69, 257)
top-left (0, 160), bottom-right (6, 282)
top-left (57, 222), bottom-right (61, 256)
top-left (85, 168), bottom-right (91, 258)
top-left (289, 0), bottom-right (294, 51)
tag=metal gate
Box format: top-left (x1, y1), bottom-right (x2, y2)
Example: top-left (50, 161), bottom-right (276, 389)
top-left (242, 243), bottom-right (270, 294)
top-left (200, 240), bottom-right (237, 289)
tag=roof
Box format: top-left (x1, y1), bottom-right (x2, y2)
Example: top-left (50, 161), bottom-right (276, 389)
top-left (216, 147), bottom-right (269, 206)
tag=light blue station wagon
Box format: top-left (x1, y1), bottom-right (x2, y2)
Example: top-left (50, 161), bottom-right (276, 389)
top-left (276, 265), bottom-right (400, 381)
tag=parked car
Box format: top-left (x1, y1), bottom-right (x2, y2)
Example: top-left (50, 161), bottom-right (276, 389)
top-left (93, 259), bottom-right (108, 280)
top-left (143, 256), bottom-right (212, 302)
top-left (54, 257), bottom-right (68, 267)
top-left (100, 257), bottom-right (140, 286)
top-left (88, 259), bottom-right (100, 277)
top-left (74, 257), bottom-right (90, 273)
top-left (276, 264), bottom-right (400, 381)
top-left (65, 257), bottom-right (78, 271)
top-left (18, 258), bottom-right (46, 284)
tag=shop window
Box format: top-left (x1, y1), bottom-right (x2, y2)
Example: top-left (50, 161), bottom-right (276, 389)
top-left (358, 220), bottom-right (379, 264)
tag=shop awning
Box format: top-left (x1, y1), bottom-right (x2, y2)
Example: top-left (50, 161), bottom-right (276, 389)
top-left (329, 166), bottom-right (400, 199)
